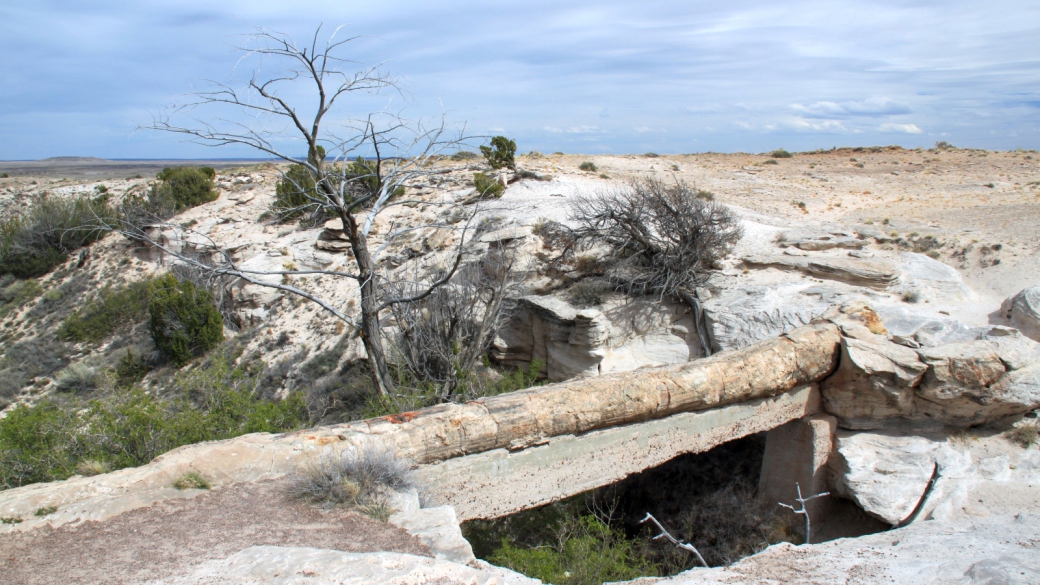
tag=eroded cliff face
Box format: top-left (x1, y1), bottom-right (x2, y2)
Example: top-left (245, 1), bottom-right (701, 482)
top-left (491, 295), bottom-right (702, 382)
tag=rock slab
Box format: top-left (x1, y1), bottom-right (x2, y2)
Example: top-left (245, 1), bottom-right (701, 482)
top-left (828, 432), bottom-right (938, 525)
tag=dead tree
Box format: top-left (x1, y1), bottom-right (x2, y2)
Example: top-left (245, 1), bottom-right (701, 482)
top-left (639, 512), bottom-right (709, 568)
top-left (565, 178), bottom-right (743, 356)
top-left (132, 25), bottom-right (487, 397)
top-left (388, 246), bottom-right (521, 401)
top-left (778, 482), bottom-right (829, 545)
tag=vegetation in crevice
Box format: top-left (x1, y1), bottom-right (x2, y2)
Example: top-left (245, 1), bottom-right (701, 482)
top-left (464, 437), bottom-right (798, 584)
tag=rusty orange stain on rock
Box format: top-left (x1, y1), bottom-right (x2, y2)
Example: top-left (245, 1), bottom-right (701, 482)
top-left (385, 412), bottom-right (418, 424)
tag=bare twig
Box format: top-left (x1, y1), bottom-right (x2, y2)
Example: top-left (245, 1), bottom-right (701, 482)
top-left (778, 482), bottom-right (829, 544)
top-left (639, 512), bottom-right (708, 568)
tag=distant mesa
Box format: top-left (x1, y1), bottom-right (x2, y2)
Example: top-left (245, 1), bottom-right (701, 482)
top-left (38, 156), bottom-right (112, 163)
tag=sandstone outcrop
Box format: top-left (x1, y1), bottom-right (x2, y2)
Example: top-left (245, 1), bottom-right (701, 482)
top-left (491, 295), bottom-right (700, 381)
top-left (828, 432), bottom-right (938, 525)
top-left (149, 546), bottom-right (540, 585)
top-left (743, 254), bottom-right (900, 288)
top-left (822, 322), bottom-right (1040, 429)
top-left (778, 233), bottom-right (867, 251)
top-left (898, 252), bottom-right (979, 303)
top-left (701, 284), bottom-right (832, 352)
top-left (1001, 286), bottom-right (1040, 341)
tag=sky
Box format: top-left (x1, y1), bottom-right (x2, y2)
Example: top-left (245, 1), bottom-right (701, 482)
top-left (1, 1), bottom-right (1039, 159)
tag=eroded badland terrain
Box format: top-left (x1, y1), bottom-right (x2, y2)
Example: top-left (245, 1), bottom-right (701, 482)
top-left (1, 146), bottom-right (1039, 584)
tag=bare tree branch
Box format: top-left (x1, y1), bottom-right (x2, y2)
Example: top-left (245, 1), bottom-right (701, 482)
top-left (778, 482), bottom-right (829, 545)
top-left (639, 512), bottom-right (709, 568)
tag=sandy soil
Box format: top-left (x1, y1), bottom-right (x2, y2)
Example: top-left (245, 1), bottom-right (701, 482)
top-left (0, 479), bottom-right (430, 585)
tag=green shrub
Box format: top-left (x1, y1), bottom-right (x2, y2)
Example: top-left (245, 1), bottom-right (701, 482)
top-left (451, 150), bottom-right (479, 160)
top-left (489, 514), bottom-right (656, 585)
top-left (579, 161), bottom-right (598, 172)
top-left (0, 194), bottom-right (115, 278)
top-left (59, 279), bottom-right (151, 343)
top-left (114, 350), bottom-right (150, 387)
top-left (273, 163), bottom-right (322, 221)
top-left (152, 167), bottom-right (218, 211)
top-left (473, 172), bottom-right (505, 199)
top-left (148, 274), bottom-right (224, 365)
top-left (35, 506), bottom-right (57, 516)
top-left (770, 149), bottom-right (793, 158)
top-left (480, 136), bottom-right (517, 170)
top-left (0, 362), bottom-right (309, 490)
top-left (762, 159), bottom-right (778, 165)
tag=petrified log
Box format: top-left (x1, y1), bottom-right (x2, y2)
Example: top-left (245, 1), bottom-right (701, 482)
top-left (331, 323), bottom-right (842, 464)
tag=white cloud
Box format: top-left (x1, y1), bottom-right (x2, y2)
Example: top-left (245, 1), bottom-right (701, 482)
top-left (566, 125), bottom-right (601, 134)
top-left (543, 126), bottom-right (564, 134)
top-left (781, 118), bottom-right (848, 133)
top-left (792, 97), bottom-right (913, 118)
top-left (879, 123), bottom-right (923, 134)
top-left (634, 126), bottom-right (652, 132)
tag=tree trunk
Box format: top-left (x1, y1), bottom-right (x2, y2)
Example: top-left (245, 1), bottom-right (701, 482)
top-left (342, 209), bottom-right (394, 397)
top-left (678, 289), bottom-right (713, 358)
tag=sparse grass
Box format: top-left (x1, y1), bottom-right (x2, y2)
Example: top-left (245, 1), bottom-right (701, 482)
top-left (55, 363), bottom-right (102, 394)
top-left (173, 471), bottom-right (211, 490)
top-left (288, 445), bottom-right (416, 519)
top-left (901, 290), bottom-right (921, 304)
top-left (0, 277), bottom-right (43, 320)
top-left (569, 281), bottom-right (605, 307)
top-left (35, 506), bottom-right (57, 516)
top-left (579, 161), bottom-right (598, 172)
top-left (948, 428), bottom-right (979, 446)
top-left (75, 460), bottom-right (112, 477)
top-left (1, 516), bottom-right (23, 524)
top-left (1005, 423), bottom-right (1038, 448)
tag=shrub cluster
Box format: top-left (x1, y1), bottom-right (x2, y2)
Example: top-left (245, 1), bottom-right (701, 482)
top-left (153, 166), bottom-right (218, 210)
top-left (770, 149), bottom-right (793, 158)
top-left (578, 161), bottom-right (598, 172)
top-left (148, 274), bottom-right (225, 365)
top-left (0, 357), bottom-right (309, 490)
top-left (480, 136), bottom-right (517, 170)
top-left (473, 172), bottom-right (505, 199)
top-left (271, 155), bottom-right (403, 222)
top-left (59, 279), bottom-right (151, 343)
top-left (0, 276), bottom-right (43, 319)
top-left (288, 445), bottom-right (415, 520)
top-left (0, 194), bottom-right (115, 278)
top-left (490, 513), bottom-right (654, 585)
top-left (121, 166), bottom-right (217, 230)
top-left (272, 163), bottom-right (322, 221)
